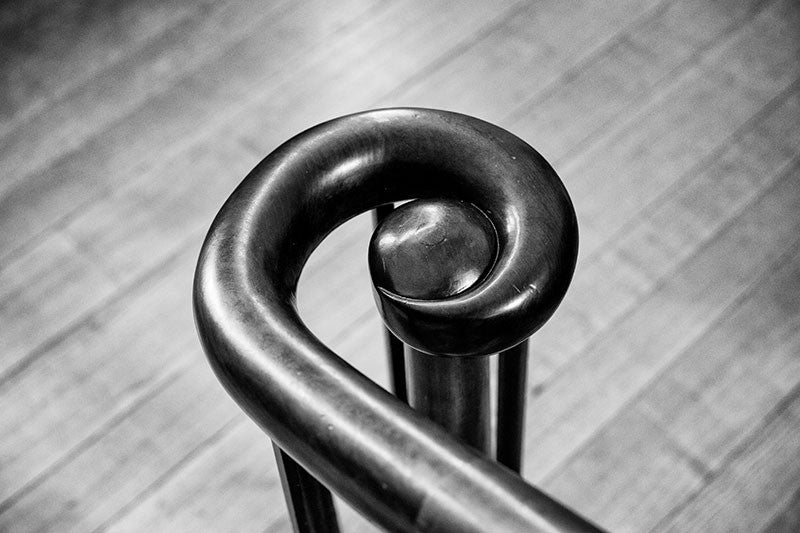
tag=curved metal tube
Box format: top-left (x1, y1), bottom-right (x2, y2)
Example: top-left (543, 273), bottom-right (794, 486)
top-left (194, 109), bottom-right (598, 532)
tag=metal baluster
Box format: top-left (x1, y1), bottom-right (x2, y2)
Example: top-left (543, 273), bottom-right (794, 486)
top-left (373, 203), bottom-right (407, 403)
top-left (405, 348), bottom-right (491, 452)
top-left (369, 198), bottom-right (496, 454)
top-left (273, 445), bottom-right (340, 533)
top-left (497, 340), bottom-right (529, 472)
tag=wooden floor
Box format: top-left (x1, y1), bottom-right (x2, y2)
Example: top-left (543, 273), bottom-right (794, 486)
top-left (1, 0), bottom-right (798, 531)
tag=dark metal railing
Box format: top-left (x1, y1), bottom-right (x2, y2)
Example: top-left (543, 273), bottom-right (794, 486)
top-left (193, 108), bottom-right (605, 532)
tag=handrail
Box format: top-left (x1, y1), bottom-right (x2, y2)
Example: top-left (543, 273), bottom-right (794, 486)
top-left (193, 108), bottom-right (604, 532)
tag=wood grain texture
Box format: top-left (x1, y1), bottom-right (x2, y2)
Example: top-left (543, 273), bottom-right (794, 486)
top-left (105, 419), bottom-right (279, 533)
top-left (387, 0), bottom-right (665, 121)
top-left (532, 82), bottom-right (800, 382)
top-left (0, 231), bottom-right (117, 376)
top-left (0, 0), bottom-right (213, 139)
top-left (0, 246), bottom-right (199, 506)
top-left (0, 0), bottom-right (379, 259)
top-left (762, 485), bottom-right (800, 533)
top-left (638, 238), bottom-right (800, 471)
top-left (525, 156), bottom-right (800, 482)
top-left (1, 0), bottom-right (799, 530)
top-left (506, 0), bottom-right (770, 163)
top-left (0, 0), bottom-right (290, 194)
top-left (545, 224), bottom-right (800, 532)
top-left (544, 407), bottom-right (707, 532)
top-left (0, 367), bottom-right (242, 532)
top-left (562, 0), bottom-right (800, 261)
top-left (654, 382), bottom-right (800, 532)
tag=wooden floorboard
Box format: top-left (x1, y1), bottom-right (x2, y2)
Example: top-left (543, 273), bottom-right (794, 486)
top-left (654, 380), bottom-right (800, 532)
top-left (1, 0), bottom-right (799, 530)
top-left (0, 231), bottom-right (117, 377)
top-left (505, 0), bottom-right (769, 164)
top-left (0, 246), bottom-right (200, 506)
top-left (0, 0), bottom-right (380, 258)
top-left (376, 0), bottom-right (665, 121)
top-left (638, 236), bottom-right (800, 472)
top-left (762, 484), bottom-right (800, 533)
top-left (562, 0), bottom-right (799, 262)
top-left (544, 406), bottom-right (707, 533)
top-left (546, 228), bottom-right (800, 531)
top-left (532, 79), bottom-right (800, 383)
top-left (0, 0), bottom-right (290, 194)
top-left (0, 0), bottom-right (210, 140)
top-left (525, 150), bottom-right (800, 479)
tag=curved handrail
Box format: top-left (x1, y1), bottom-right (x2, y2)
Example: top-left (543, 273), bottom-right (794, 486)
top-left (193, 108), bottom-right (599, 532)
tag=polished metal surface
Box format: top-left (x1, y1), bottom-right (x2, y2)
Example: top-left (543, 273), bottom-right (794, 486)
top-left (370, 198), bottom-right (496, 455)
top-left (497, 340), bottom-right (529, 473)
top-left (369, 199), bottom-right (497, 301)
top-left (360, 112), bottom-right (578, 357)
top-left (194, 108), bottom-right (600, 532)
top-left (372, 204), bottom-right (408, 403)
top-left (274, 444), bottom-right (340, 533)
top-left (405, 346), bottom-right (491, 453)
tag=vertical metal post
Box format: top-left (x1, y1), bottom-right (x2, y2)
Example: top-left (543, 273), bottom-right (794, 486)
top-left (496, 340), bottom-right (529, 472)
top-left (383, 329), bottom-right (408, 403)
top-left (406, 348), bottom-right (491, 452)
top-left (273, 444), bottom-right (340, 533)
top-left (369, 198), bottom-right (499, 454)
top-left (373, 204), bottom-right (407, 403)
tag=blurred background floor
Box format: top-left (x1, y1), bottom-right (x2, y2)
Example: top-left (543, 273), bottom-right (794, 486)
top-left (1, 0), bottom-right (799, 531)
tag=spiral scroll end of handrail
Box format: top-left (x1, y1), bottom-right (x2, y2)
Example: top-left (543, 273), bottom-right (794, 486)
top-left (192, 107), bottom-right (591, 533)
top-left (363, 110), bottom-right (578, 357)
